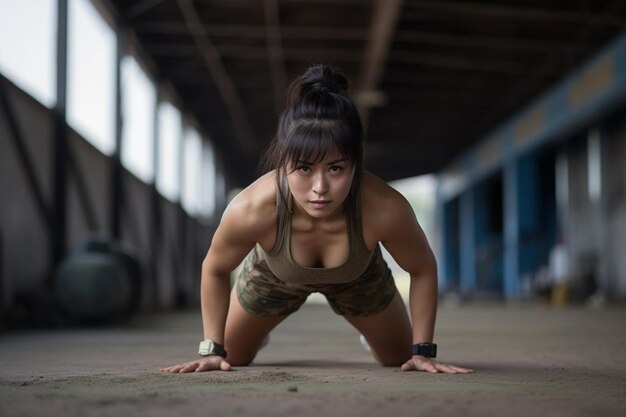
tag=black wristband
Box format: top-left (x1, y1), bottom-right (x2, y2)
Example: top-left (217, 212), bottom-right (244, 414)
top-left (211, 343), bottom-right (228, 358)
top-left (412, 343), bottom-right (437, 358)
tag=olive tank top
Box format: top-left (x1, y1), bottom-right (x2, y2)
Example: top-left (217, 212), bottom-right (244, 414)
top-left (257, 174), bottom-right (376, 284)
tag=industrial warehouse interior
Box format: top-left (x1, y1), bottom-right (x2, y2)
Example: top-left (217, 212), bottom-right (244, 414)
top-left (1, 1), bottom-right (625, 416)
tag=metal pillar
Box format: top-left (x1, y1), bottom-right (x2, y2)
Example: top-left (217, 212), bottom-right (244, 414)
top-left (590, 128), bottom-right (610, 296)
top-left (459, 187), bottom-right (476, 296)
top-left (517, 156), bottom-right (539, 277)
top-left (53, 0), bottom-right (69, 267)
top-left (434, 180), bottom-right (449, 293)
top-left (176, 124), bottom-right (187, 308)
top-left (150, 90), bottom-right (162, 308)
top-left (503, 158), bottom-right (520, 298)
top-left (110, 25), bottom-right (126, 239)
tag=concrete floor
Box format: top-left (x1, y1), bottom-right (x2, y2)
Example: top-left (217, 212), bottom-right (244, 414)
top-left (0, 302), bottom-right (625, 417)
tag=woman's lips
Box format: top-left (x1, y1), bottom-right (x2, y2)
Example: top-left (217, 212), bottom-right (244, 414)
top-left (309, 200), bottom-right (330, 209)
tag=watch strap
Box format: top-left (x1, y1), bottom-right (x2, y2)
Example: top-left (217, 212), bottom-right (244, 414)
top-left (412, 343), bottom-right (437, 358)
top-left (198, 339), bottom-right (227, 358)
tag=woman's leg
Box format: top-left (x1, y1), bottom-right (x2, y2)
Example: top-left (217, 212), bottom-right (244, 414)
top-left (223, 285), bottom-right (289, 366)
top-left (342, 291), bottom-right (413, 366)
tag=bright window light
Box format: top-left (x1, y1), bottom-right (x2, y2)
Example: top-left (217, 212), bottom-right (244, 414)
top-left (121, 55), bottom-right (155, 183)
top-left (587, 129), bottom-right (602, 203)
top-left (157, 101), bottom-right (182, 202)
top-left (389, 174), bottom-right (437, 238)
top-left (200, 141), bottom-right (216, 218)
top-left (0, 0), bottom-right (55, 107)
top-left (67, 0), bottom-right (116, 155)
top-left (181, 127), bottom-right (202, 215)
top-left (555, 151), bottom-right (569, 208)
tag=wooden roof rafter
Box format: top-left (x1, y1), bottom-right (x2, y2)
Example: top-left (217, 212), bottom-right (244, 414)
top-left (263, 0), bottom-right (288, 116)
top-left (355, 0), bottom-right (404, 130)
top-left (176, 0), bottom-right (257, 152)
top-left (404, 0), bottom-right (626, 26)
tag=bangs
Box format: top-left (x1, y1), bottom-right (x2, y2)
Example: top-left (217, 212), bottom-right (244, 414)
top-left (282, 119), bottom-right (355, 171)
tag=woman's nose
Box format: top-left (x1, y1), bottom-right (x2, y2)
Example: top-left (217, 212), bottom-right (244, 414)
top-left (312, 173), bottom-right (329, 195)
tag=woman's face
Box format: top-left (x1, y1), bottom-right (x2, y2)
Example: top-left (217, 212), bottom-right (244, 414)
top-left (286, 149), bottom-right (354, 220)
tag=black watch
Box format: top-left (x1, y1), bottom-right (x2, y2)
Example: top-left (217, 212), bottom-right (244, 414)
top-left (412, 343), bottom-right (437, 358)
top-left (198, 339), bottom-right (228, 358)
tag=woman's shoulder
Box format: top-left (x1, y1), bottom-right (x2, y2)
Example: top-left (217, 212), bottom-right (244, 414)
top-left (360, 171), bottom-right (415, 238)
top-left (361, 171), bottom-right (407, 207)
top-left (219, 170), bottom-right (278, 241)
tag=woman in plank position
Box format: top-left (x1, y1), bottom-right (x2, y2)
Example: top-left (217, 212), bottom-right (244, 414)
top-left (161, 64), bottom-right (473, 374)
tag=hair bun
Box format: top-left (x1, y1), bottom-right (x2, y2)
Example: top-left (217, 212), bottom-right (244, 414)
top-left (303, 65), bottom-right (347, 96)
top-left (286, 64), bottom-right (349, 107)
top-left (307, 76), bottom-right (346, 96)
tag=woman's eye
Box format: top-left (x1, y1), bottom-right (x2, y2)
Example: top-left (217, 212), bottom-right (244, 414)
top-left (297, 166), bottom-right (311, 173)
top-left (329, 165), bottom-right (343, 173)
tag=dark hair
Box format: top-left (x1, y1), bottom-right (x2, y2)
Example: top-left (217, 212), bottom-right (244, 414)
top-left (259, 64), bottom-right (364, 209)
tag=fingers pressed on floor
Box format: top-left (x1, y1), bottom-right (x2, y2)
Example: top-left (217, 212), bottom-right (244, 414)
top-left (178, 365), bottom-right (193, 373)
top-left (439, 364), bottom-right (457, 374)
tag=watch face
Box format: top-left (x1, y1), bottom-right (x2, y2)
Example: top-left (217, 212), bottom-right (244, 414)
top-left (198, 340), bottom-right (227, 357)
top-left (199, 340), bottom-right (216, 355)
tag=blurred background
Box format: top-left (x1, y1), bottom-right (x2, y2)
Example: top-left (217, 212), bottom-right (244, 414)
top-left (1, 0), bottom-right (625, 328)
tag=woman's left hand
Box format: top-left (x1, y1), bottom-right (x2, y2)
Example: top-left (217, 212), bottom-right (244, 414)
top-left (400, 355), bottom-right (474, 374)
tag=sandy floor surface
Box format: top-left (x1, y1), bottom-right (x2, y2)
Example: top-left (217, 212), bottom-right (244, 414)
top-left (1, 302), bottom-right (625, 417)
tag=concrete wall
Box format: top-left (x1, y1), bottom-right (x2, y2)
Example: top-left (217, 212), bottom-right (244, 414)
top-left (0, 81), bottom-right (54, 309)
top-left (0, 78), bottom-right (221, 322)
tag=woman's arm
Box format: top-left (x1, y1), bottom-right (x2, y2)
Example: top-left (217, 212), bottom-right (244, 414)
top-left (200, 204), bottom-right (258, 344)
top-left (161, 192), bottom-right (271, 373)
top-left (377, 187), bottom-right (473, 374)
top-left (378, 192), bottom-right (437, 345)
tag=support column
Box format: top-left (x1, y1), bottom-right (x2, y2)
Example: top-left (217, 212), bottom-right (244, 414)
top-left (52, 0), bottom-right (69, 267)
top-left (176, 124), bottom-right (187, 308)
top-left (150, 88), bottom-right (162, 309)
top-left (110, 25), bottom-right (126, 239)
top-left (503, 158), bottom-right (520, 299)
top-left (459, 188), bottom-right (476, 296)
top-left (589, 128), bottom-right (609, 296)
top-left (517, 156), bottom-right (539, 278)
top-left (434, 181), bottom-right (447, 293)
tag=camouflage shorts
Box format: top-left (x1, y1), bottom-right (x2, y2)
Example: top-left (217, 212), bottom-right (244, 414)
top-left (236, 244), bottom-right (397, 317)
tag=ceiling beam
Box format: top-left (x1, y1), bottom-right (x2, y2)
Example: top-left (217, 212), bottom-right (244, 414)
top-left (263, 0), bottom-right (288, 116)
top-left (145, 42), bottom-right (527, 74)
top-left (382, 69), bottom-right (509, 87)
top-left (176, 0), bottom-right (257, 153)
top-left (394, 31), bottom-right (568, 54)
top-left (126, 0), bottom-right (164, 19)
top-left (472, 0), bottom-right (626, 138)
top-left (389, 50), bottom-right (526, 74)
top-left (135, 21), bottom-right (580, 54)
top-left (146, 43), bottom-right (364, 60)
top-left (136, 21), bottom-right (368, 39)
top-left (356, 0), bottom-right (404, 132)
top-left (168, 71), bottom-right (512, 97)
top-left (358, 0), bottom-right (404, 91)
top-left (404, 0), bottom-right (626, 26)
top-left (195, 0), bottom-right (367, 5)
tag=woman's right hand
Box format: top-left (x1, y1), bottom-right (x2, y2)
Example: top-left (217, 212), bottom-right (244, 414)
top-left (160, 356), bottom-right (232, 373)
